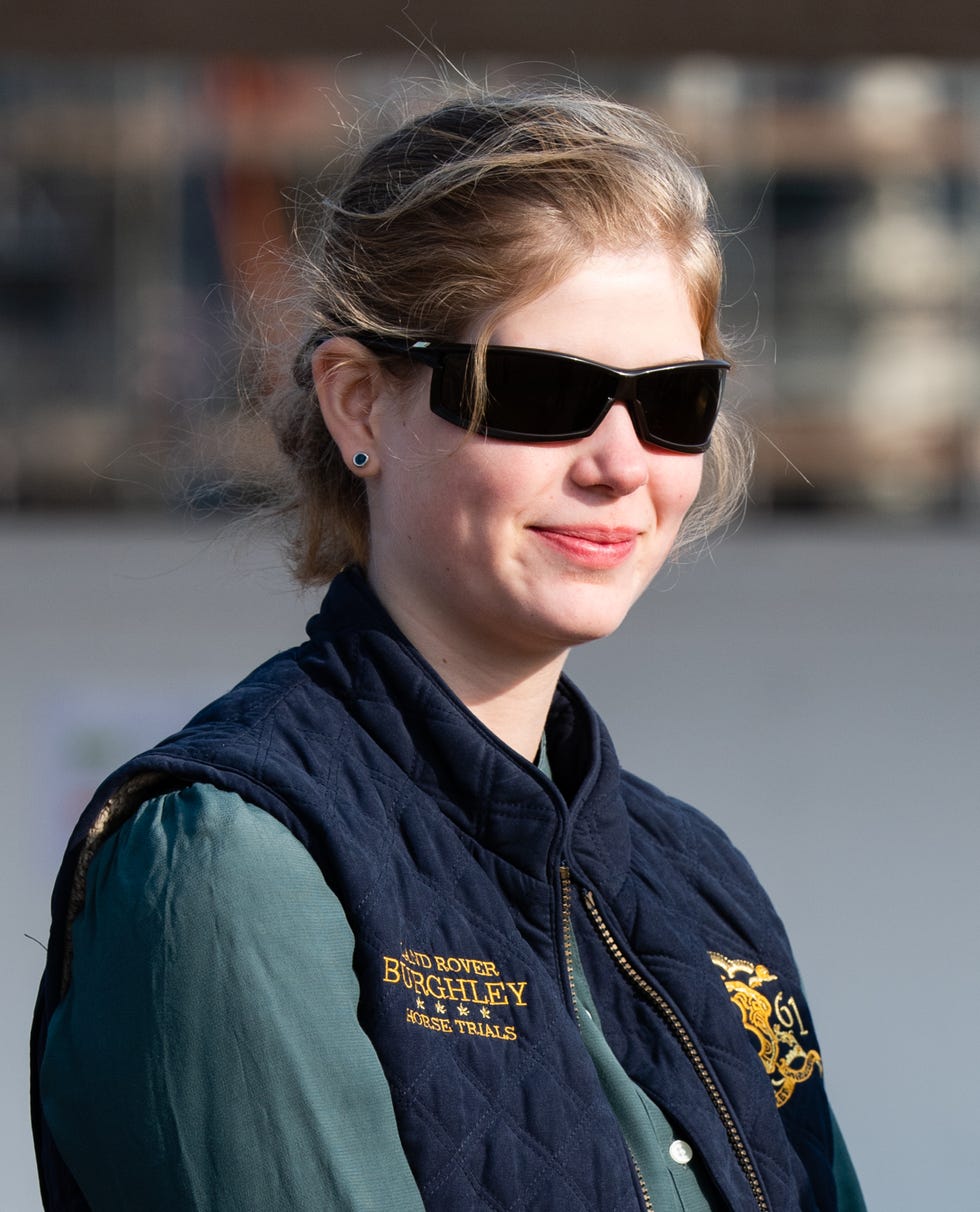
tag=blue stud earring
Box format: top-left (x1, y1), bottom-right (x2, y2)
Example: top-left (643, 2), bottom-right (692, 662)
top-left (352, 452), bottom-right (370, 469)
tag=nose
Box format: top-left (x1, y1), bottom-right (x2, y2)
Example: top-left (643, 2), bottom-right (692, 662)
top-left (569, 400), bottom-right (649, 496)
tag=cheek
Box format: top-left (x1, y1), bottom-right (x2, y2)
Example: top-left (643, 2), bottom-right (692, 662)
top-left (681, 457), bottom-right (705, 508)
top-left (448, 446), bottom-right (537, 522)
top-left (386, 453), bottom-right (507, 554)
top-left (653, 453), bottom-right (704, 516)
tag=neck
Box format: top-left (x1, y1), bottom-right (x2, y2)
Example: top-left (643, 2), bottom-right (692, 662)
top-left (371, 580), bottom-right (568, 761)
top-left (447, 653), bottom-right (567, 762)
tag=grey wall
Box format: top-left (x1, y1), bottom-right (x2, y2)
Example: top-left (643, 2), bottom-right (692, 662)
top-left (4, 516), bottom-right (978, 1208)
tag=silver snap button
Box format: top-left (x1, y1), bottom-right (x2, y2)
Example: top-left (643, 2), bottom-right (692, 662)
top-left (669, 1139), bottom-right (694, 1166)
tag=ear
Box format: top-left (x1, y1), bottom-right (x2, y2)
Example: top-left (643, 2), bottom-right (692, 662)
top-left (312, 337), bottom-right (385, 475)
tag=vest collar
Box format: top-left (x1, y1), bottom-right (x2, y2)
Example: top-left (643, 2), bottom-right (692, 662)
top-left (302, 567), bottom-right (633, 891)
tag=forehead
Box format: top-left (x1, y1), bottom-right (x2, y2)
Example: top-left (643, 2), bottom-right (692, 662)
top-left (485, 248), bottom-right (703, 366)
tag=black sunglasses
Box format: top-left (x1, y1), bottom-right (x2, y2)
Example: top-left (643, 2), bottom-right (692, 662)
top-left (352, 334), bottom-right (728, 453)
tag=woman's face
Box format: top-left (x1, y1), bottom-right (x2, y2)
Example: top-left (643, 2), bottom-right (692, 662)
top-left (365, 247), bottom-right (706, 670)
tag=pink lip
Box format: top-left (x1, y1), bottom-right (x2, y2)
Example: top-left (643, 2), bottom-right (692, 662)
top-left (531, 526), bottom-right (639, 569)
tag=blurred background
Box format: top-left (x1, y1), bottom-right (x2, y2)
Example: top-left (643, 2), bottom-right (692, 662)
top-left (3, 4), bottom-right (980, 1208)
top-left (4, 53), bottom-right (980, 514)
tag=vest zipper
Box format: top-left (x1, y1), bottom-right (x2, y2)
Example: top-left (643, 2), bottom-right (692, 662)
top-left (581, 887), bottom-right (770, 1212)
top-left (560, 866), bottom-right (654, 1212)
top-left (560, 864), bottom-right (582, 1026)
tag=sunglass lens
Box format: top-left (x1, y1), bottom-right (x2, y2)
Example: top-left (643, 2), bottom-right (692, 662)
top-left (484, 354), bottom-right (613, 437)
top-left (436, 350), bottom-right (609, 437)
top-left (636, 365), bottom-right (722, 449)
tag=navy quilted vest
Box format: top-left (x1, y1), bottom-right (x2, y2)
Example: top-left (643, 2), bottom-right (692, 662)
top-left (33, 568), bottom-right (838, 1210)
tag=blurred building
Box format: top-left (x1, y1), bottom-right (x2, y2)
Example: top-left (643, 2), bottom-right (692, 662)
top-left (2, 57), bottom-right (979, 514)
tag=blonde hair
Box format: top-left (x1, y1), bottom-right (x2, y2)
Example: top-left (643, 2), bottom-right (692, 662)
top-left (267, 84), bottom-right (750, 584)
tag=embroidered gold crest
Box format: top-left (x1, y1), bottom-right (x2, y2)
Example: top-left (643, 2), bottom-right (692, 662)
top-left (708, 951), bottom-right (823, 1107)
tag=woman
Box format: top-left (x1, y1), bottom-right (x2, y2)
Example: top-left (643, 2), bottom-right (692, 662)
top-left (32, 87), bottom-right (865, 1210)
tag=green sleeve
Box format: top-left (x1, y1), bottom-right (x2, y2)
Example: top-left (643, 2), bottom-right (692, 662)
top-left (831, 1107), bottom-right (867, 1212)
top-left (41, 783), bottom-right (425, 1212)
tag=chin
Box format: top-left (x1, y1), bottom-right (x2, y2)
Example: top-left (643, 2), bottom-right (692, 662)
top-left (543, 604), bottom-right (634, 651)
top-left (556, 579), bottom-right (647, 643)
